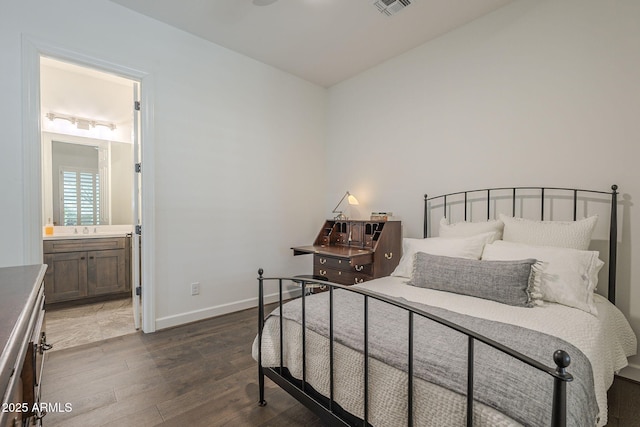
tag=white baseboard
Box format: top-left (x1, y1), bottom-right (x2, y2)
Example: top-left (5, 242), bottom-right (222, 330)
top-left (154, 289), bottom-right (301, 331)
top-left (618, 363), bottom-right (640, 382)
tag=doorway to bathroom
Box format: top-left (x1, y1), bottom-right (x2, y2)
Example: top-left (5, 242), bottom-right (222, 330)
top-left (39, 56), bottom-right (143, 349)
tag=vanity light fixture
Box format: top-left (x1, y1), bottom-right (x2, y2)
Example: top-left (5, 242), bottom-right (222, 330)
top-left (46, 112), bottom-right (116, 131)
top-left (332, 191), bottom-right (359, 220)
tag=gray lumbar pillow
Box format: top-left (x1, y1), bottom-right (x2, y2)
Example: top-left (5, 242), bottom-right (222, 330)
top-left (407, 252), bottom-right (540, 307)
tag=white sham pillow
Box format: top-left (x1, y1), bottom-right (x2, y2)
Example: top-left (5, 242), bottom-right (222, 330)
top-left (499, 213), bottom-right (597, 251)
top-left (481, 240), bottom-right (604, 315)
top-left (439, 217), bottom-right (504, 240)
top-left (391, 232), bottom-right (497, 278)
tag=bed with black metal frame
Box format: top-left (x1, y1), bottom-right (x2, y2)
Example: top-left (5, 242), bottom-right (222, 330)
top-left (255, 185), bottom-right (630, 427)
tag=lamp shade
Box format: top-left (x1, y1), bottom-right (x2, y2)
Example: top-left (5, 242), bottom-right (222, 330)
top-left (347, 194), bottom-right (359, 205)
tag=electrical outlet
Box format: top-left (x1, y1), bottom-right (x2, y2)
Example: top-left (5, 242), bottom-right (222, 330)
top-left (190, 282), bottom-right (200, 296)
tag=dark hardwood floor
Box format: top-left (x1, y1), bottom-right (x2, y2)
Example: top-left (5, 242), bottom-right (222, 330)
top-left (42, 304), bottom-right (322, 426)
top-left (606, 375), bottom-right (640, 427)
top-left (42, 305), bottom-right (640, 426)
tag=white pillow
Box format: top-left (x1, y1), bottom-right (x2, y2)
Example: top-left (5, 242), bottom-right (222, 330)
top-left (481, 240), bottom-right (604, 315)
top-left (439, 217), bottom-right (504, 240)
top-left (391, 232), bottom-right (496, 278)
top-left (499, 213), bottom-right (597, 250)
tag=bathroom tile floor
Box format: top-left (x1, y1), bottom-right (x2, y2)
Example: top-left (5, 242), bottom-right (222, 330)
top-left (45, 298), bottom-right (138, 351)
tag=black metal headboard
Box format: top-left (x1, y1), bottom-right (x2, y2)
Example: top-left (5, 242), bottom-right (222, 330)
top-left (423, 185), bottom-right (619, 304)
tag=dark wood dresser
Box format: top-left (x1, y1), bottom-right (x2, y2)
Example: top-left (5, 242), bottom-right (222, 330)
top-left (0, 265), bottom-right (49, 427)
top-left (292, 220), bottom-right (401, 286)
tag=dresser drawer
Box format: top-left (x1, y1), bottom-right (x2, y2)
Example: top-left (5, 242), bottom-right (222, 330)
top-left (350, 262), bottom-right (373, 276)
top-left (313, 266), bottom-right (373, 286)
top-left (314, 254), bottom-right (373, 272)
top-left (314, 256), bottom-right (349, 271)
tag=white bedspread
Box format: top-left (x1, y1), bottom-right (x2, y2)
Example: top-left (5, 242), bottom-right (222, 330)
top-left (255, 276), bottom-right (636, 426)
top-left (358, 277), bottom-right (636, 425)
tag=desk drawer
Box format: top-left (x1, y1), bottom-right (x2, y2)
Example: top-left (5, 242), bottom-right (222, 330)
top-left (313, 266), bottom-right (373, 286)
top-left (314, 256), bottom-right (349, 271)
top-left (314, 254), bottom-right (373, 273)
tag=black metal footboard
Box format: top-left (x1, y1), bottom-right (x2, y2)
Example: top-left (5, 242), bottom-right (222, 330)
top-left (256, 270), bottom-right (574, 427)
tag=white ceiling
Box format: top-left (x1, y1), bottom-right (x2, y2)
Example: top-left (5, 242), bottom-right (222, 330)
top-left (41, 57), bottom-right (134, 126)
top-left (109, 0), bottom-right (513, 87)
top-left (40, 57), bottom-right (135, 143)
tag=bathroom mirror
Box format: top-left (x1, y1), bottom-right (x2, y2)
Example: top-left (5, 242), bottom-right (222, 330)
top-left (42, 132), bottom-right (133, 226)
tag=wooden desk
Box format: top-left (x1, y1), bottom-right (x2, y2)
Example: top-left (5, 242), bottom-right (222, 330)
top-left (292, 220), bottom-right (401, 286)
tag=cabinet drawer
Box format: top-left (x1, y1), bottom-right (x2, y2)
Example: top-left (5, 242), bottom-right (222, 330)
top-left (44, 237), bottom-right (125, 254)
top-left (350, 262), bottom-right (373, 276)
top-left (314, 255), bottom-right (373, 272)
top-left (314, 266), bottom-right (373, 286)
top-left (333, 233), bottom-right (347, 245)
top-left (314, 256), bottom-right (350, 271)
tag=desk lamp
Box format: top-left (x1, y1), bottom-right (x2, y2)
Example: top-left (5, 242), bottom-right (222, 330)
top-left (332, 191), bottom-right (359, 220)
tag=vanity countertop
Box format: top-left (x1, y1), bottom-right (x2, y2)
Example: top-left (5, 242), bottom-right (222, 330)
top-left (43, 225), bottom-right (133, 240)
top-left (43, 233), bottom-right (130, 240)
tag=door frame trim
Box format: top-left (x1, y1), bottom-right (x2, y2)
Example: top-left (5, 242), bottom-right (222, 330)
top-left (22, 36), bottom-right (157, 332)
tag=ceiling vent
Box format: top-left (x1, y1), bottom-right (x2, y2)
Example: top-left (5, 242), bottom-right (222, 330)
top-left (373, 0), bottom-right (412, 17)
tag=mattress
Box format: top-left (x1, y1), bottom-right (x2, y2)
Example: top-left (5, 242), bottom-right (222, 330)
top-left (254, 276), bottom-right (637, 426)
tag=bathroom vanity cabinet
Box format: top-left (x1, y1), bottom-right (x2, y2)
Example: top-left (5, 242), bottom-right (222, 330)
top-left (43, 236), bottom-right (131, 304)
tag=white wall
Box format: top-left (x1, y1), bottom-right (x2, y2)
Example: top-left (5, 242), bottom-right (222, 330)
top-left (326, 0), bottom-right (640, 374)
top-left (3, 0), bottom-right (638, 376)
top-left (0, 1), bottom-right (327, 327)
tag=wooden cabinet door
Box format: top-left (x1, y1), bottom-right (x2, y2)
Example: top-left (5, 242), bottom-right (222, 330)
top-left (43, 252), bottom-right (88, 303)
top-left (87, 249), bottom-right (127, 296)
top-left (348, 222), bottom-right (364, 246)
